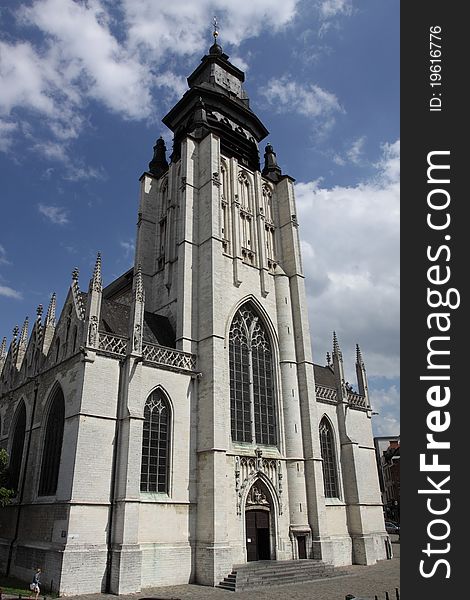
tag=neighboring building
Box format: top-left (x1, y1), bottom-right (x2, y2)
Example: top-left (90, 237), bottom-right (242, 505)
top-left (0, 35), bottom-right (387, 595)
top-left (374, 437), bottom-right (400, 522)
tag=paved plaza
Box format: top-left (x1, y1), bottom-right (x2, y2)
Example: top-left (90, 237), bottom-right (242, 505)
top-left (68, 539), bottom-right (400, 600)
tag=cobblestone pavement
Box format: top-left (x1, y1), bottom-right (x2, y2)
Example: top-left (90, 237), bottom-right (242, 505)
top-left (69, 540), bottom-right (400, 600)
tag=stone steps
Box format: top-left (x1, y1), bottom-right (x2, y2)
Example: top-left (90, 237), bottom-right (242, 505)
top-left (217, 560), bottom-right (349, 591)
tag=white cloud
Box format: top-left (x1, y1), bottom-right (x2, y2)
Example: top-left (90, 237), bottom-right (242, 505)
top-left (260, 76), bottom-right (343, 135)
top-left (370, 383), bottom-right (400, 437)
top-left (317, 0), bottom-right (353, 20)
top-left (346, 135), bottom-right (366, 164)
top-left (122, 0), bottom-right (299, 56)
top-left (38, 203), bottom-right (70, 225)
top-left (296, 140), bottom-right (399, 379)
top-left (0, 119), bottom-right (18, 152)
top-left (120, 239), bottom-right (135, 259)
top-left (0, 245), bottom-right (11, 266)
top-left (333, 135), bottom-right (367, 166)
top-left (1, 0), bottom-right (300, 157)
top-left (0, 285), bottom-right (23, 300)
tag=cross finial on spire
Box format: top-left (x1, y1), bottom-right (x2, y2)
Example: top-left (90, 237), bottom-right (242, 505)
top-left (209, 16), bottom-right (223, 55)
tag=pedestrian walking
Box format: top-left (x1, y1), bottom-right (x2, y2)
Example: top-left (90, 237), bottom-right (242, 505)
top-left (29, 568), bottom-right (41, 600)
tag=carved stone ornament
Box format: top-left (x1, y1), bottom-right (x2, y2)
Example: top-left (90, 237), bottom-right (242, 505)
top-left (246, 485), bottom-right (269, 507)
top-left (133, 324), bottom-right (142, 351)
top-left (88, 316), bottom-right (98, 346)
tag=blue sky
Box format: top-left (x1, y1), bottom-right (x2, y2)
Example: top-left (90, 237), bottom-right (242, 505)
top-left (0, 0), bottom-right (399, 436)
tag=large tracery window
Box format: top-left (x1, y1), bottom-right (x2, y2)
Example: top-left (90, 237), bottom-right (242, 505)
top-left (38, 386), bottom-right (65, 496)
top-left (319, 418), bottom-right (340, 498)
top-left (230, 305), bottom-right (277, 445)
top-left (140, 390), bottom-right (170, 493)
top-left (9, 402), bottom-right (26, 493)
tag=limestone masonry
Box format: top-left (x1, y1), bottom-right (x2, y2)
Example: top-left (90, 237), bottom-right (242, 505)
top-left (0, 38), bottom-right (388, 595)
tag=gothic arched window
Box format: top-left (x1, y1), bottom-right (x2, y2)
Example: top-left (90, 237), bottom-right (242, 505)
top-left (38, 386), bottom-right (65, 496)
top-left (319, 418), bottom-right (340, 498)
top-left (9, 401), bottom-right (26, 492)
top-left (140, 390), bottom-right (170, 493)
top-left (229, 305), bottom-right (277, 445)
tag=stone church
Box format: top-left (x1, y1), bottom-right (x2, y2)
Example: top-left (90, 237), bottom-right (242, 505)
top-left (0, 34), bottom-right (388, 595)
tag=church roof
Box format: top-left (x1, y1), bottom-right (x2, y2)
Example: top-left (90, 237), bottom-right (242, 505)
top-left (80, 292), bottom-right (176, 349)
top-left (313, 363), bottom-right (336, 388)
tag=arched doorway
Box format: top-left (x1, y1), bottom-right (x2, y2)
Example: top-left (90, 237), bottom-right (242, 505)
top-left (245, 479), bottom-right (275, 561)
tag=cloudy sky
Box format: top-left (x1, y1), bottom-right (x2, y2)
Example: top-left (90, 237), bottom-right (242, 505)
top-left (0, 0), bottom-right (399, 436)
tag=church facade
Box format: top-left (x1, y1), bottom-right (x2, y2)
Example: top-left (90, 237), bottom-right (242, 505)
top-left (0, 38), bottom-right (388, 595)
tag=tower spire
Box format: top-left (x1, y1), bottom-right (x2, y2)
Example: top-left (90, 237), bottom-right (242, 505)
top-left (84, 253), bottom-right (103, 351)
top-left (332, 330), bottom-right (342, 359)
top-left (90, 252), bottom-right (102, 293)
top-left (356, 343), bottom-right (364, 367)
top-left (46, 292), bottom-right (57, 326)
top-left (71, 268), bottom-right (85, 320)
top-left (355, 343), bottom-right (370, 404)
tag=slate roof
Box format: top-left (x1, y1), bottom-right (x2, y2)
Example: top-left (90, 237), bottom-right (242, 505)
top-left (313, 364), bottom-right (336, 388)
top-left (81, 292), bottom-right (176, 348)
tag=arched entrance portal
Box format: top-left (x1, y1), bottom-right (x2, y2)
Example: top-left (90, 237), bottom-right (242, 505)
top-left (245, 480), bottom-right (275, 561)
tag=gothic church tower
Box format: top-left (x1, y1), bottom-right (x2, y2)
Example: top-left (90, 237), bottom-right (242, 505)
top-left (0, 30), bottom-right (387, 596)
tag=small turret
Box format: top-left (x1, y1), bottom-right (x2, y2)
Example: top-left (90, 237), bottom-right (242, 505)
top-left (262, 144), bottom-right (282, 182)
top-left (148, 137), bottom-right (169, 178)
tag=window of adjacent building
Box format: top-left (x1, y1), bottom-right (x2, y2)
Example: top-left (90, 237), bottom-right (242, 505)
top-left (229, 305), bottom-right (277, 445)
top-left (319, 418), bottom-right (340, 498)
top-left (140, 390), bottom-right (170, 493)
top-left (38, 386), bottom-right (65, 496)
top-left (9, 401), bottom-right (26, 493)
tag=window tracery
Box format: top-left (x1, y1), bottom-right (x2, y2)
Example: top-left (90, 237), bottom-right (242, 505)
top-left (319, 418), bottom-right (340, 498)
top-left (140, 390), bottom-right (170, 493)
top-left (230, 305), bottom-right (276, 445)
top-left (38, 387), bottom-right (65, 496)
